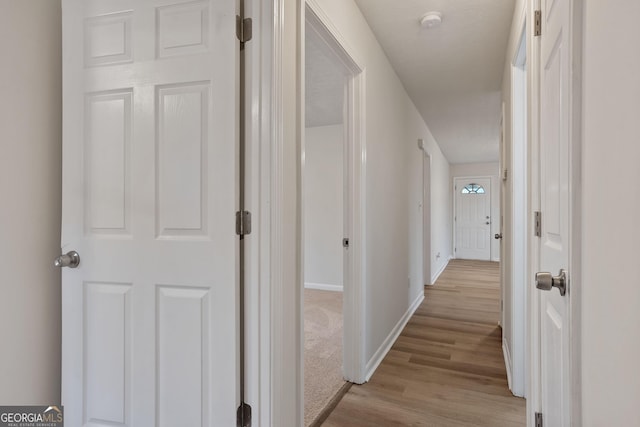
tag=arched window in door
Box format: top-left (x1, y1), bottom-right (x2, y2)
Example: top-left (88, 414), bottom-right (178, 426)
top-left (461, 183), bottom-right (485, 194)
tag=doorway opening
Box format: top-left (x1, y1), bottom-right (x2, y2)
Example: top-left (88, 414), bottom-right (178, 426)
top-left (303, 22), bottom-right (346, 424)
top-left (302, 3), bottom-right (366, 425)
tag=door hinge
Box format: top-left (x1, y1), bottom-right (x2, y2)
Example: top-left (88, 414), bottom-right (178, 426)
top-left (534, 10), bottom-right (542, 36)
top-left (237, 402), bottom-right (252, 427)
top-left (236, 15), bottom-right (253, 44)
top-left (236, 211), bottom-right (252, 236)
top-left (535, 412), bottom-right (543, 427)
top-left (534, 211), bottom-right (542, 237)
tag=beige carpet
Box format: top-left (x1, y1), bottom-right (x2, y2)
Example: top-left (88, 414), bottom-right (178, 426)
top-left (304, 289), bottom-right (345, 426)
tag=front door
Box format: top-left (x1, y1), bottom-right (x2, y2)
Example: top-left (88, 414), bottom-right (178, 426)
top-left (455, 177), bottom-right (492, 260)
top-left (61, 1), bottom-right (238, 425)
top-left (536, 0), bottom-right (572, 424)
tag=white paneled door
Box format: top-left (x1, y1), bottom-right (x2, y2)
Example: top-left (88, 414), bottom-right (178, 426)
top-left (61, 1), bottom-right (238, 426)
top-left (455, 177), bottom-right (492, 260)
top-left (537, 0), bottom-right (572, 424)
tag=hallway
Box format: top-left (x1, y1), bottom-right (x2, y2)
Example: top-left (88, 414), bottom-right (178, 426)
top-left (323, 260), bottom-right (525, 426)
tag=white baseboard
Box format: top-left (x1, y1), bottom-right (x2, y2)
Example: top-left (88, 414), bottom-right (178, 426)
top-left (502, 339), bottom-right (513, 392)
top-left (304, 282), bottom-right (343, 292)
top-left (365, 292), bottom-right (424, 381)
top-left (430, 256), bottom-right (451, 285)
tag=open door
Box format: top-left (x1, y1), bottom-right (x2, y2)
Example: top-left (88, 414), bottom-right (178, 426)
top-left (60, 1), bottom-right (239, 425)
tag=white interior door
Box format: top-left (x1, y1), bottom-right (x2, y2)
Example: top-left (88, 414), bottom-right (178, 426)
top-left (537, 0), bottom-right (572, 424)
top-left (61, 1), bottom-right (238, 425)
top-left (455, 177), bottom-right (491, 260)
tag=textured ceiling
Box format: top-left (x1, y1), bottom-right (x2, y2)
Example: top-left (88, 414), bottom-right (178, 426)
top-left (354, 0), bottom-right (515, 163)
top-left (305, 23), bottom-right (347, 128)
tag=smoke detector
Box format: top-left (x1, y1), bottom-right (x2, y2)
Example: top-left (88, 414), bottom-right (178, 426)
top-left (420, 12), bottom-right (442, 29)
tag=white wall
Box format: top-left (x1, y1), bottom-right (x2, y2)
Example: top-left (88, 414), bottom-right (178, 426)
top-left (581, 1), bottom-right (640, 424)
top-left (309, 0), bottom-right (451, 368)
top-left (0, 1), bottom-right (62, 404)
top-left (304, 125), bottom-right (343, 289)
top-left (450, 162), bottom-right (501, 262)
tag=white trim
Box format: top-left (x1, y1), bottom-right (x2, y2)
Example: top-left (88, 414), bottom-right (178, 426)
top-left (304, 0), bottom-right (363, 68)
top-left (499, 101), bottom-right (507, 338)
top-left (430, 256), bottom-right (451, 285)
top-left (527, 1), bottom-right (542, 423)
top-left (245, 0), bottom-right (275, 425)
top-left (503, 339), bottom-right (513, 392)
top-left (261, 0), bottom-right (302, 425)
top-left (304, 282), bottom-right (343, 292)
top-left (421, 151), bottom-right (432, 286)
top-left (365, 293), bottom-right (424, 381)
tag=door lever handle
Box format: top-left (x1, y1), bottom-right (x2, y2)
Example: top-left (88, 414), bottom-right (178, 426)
top-left (54, 251), bottom-right (80, 268)
top-left (494, 233), bottom-right (502, 240)
top-left (535, 269), bottom-right (567, 296)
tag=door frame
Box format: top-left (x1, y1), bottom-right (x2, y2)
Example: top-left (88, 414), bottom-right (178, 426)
top-left (248, 0), bottom-right (366, 425)
top-left (527, 0), bottom-right (583, 425)
top-left (500, 102), bottom-right (506, 330)
top-left (244, 0), bottom-right (297, 425)
top-left (303, 0), bottom-right (367, 387)
top-left (452, 175), bottom-right (494, 261)
top-left (422, 150), bottom-right (432, 285)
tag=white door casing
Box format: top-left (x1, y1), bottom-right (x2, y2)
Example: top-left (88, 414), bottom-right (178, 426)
top-left (423, 152), bottom-right (431, 285)
top-left (455, 177), bottom-right (492, 261)
top-left (61, 1), bottom-right (238, 426)
top-left (499, 103), bottom-right (507, 329)
top-left (536, 0), bottom-right (572, 424)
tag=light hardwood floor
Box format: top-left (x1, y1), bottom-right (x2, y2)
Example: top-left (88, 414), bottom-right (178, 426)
top-left (322, 259), bottom-right (526, 426)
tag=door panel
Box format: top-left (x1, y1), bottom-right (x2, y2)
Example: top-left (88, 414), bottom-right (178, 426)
top-left (85, 90), bottom-right (132, 235)
top-left (455, 177), bottom-right (491, 260)
top-left (84, 282), bottom-right (131, 424)
top-left (156, 82), bottom-right (210, 237)
top-left (157, 286), bottom-right (210, 427)
top-left (538, 0), bottom-right (571, 424)
top-left (62, 1), bottom-right (238, 425)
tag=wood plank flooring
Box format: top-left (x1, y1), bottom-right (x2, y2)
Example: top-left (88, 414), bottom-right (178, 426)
top-left (322, 259), bottom-right (526, 426)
